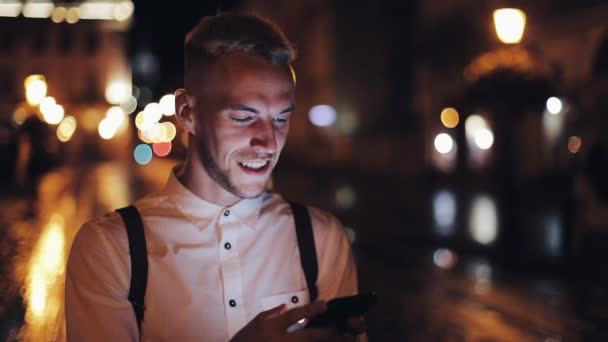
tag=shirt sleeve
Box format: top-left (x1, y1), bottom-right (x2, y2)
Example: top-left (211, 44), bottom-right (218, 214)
top-left (310, 209), bottom-right (368, 342)
top-left (65, 218), bottom-right (139, 342)
top-left (311, 209), bottom-right (358, 300)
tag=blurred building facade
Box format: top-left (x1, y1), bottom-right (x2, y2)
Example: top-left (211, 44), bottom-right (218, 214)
top-left (0, 1), bottom-right (134, 185)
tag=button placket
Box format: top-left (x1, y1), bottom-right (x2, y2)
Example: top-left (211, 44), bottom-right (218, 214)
top-left (218, 223), bottom-right (246, 338)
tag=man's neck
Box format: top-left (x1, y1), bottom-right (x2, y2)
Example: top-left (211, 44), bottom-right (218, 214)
top-left (176, 159), bottom-right (241, 208)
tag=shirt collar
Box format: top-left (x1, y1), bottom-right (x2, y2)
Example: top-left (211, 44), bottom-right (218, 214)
top-left (161, 169), bottom-right (264, 230)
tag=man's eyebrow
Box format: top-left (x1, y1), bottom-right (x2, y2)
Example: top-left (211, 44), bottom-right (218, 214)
top-left (280, 105), bottom-right (295, 114)
top-left (226, 105), bottom-right (259, 114)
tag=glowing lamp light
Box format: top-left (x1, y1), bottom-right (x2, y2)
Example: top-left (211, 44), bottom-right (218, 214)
top-left (434, 133), bottom-right (454, 154)
top-left (105, 80), bottom-right (131, 105)
top-left (39, 96), bottom-right (56, 116)
top-left (51, 6), bottom-right (67, 23)
top-left (0, 2), bottom-right (22, 17)
top-left (493, 8), bottom-right (526, 44)
top-left (143, 102), bottom-right (162, 123)
top-left (469, 195), bottom-right (498, 245)
top-left (98, 119), bottom-right (116, 140)
top-left (134, 144), bottom-right (153, 165)
top-left (113, 1), bottom-right (134, 22)
top-left (474, 128), bottom-right (494, 150)
top-left (23, 1), bottom-right (54, 18)
top-left (440, 107), bottom-right (459, 128)
top-left (25, 75), bottom-right (47, 106)
top-left (309, 105), bottom-right (337, 127)
top-left (161, 122), bottom-right (177, 141)
top-left (546, 97), bottom-right (562, 115)
top-left (45, 104), bottom-right (65, 125)
top-left (120, 96), bottom-right (138, 115)
top-left (159, 94), bottom-right (176, 116)
top-left (57, 116), bottom-right (77, 142)
top-left (66, 6), bottom-right (79, 23)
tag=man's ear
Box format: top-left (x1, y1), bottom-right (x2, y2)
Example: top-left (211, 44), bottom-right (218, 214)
top-left (174, 88), bottom-right (197, 136)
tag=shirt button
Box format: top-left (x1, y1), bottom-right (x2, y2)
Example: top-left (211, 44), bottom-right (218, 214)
top-left (291, 296), bottom-right (299, 304)
top-left (224, 242), bottom-right (232, 250)
top-left (223, 210), bottom-right (230, 217)
top-left (229, 299), bottom-right (236, 307)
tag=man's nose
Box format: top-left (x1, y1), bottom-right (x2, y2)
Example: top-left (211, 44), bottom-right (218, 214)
top-left (249, 118), bottom-right (277, 153)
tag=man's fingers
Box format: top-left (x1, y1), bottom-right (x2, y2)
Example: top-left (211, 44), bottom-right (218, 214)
top-left (258, 304), bottom-right (286, 320)
top-left (279, 301), bottom-right (327, 328)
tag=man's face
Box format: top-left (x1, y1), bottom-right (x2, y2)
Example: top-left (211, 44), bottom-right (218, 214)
top-left (190, 52), bottom-right (295, 199)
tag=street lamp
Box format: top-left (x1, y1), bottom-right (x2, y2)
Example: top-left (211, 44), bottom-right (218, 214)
top-left (493, 8), bottom-right (526, 44)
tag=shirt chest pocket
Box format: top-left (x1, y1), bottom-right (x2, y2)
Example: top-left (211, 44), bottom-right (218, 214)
top-left (261, 289), bottom-right (310, 331)
top-left (261, 289), bottom-right (310, 311)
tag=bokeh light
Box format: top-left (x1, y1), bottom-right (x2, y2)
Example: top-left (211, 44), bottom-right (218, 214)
top-left (161, 121), bottom-right (177, 141)
top-left (469, 195), bottom-right (498, 245)
top-left (66, 6), bottom-right (79, 23)
top-left (144, 102), bottom-right (162, 124)
top-left (568, 136), bottom-right (582, 153)
top-left (0, 2), bottom-right (22, 17)
top-left (159, 94), bottom-right (176, 116)
top-left (22, 1), bottom-right (54, 18)
top-left (51, 6), bottom-right (66, 23)
top-left (474, 128), bottom-right (494, 150)
top-left (309, 104), bottom-right (337, 127)
top-left (433, 248), bottom-right (458, 269)
top-left (113, 0), bottom-right (134, 21)
top-left (434, 133), bottom-right (454, 154)
top-left (493, 8), bottom-right (526, 44)
top-left (153, 142), bottom-right (172, 157)
top-left (546, 97), bottom-right (562, 115)
top-left (56, 116), bottom-right (77, 142)
top-left (433, 190), bottom-right (456, 236)
top-left (25, 75), bottom-right (47, 106)
top-left (98, 118), bottom-right (115, 140)
top-left (335, 186), bottom-right (357, 209)
top-left (105, 80), bottom-right (131, 105)
top-left (440, 107), bottom-right (459, 128)
top-left (13, 107), bottom-right (28, 125)
top-left (134, 144), bottom-right (153, 165)
top-left (44, 104), bottom-right (64, 125)
top-left (119, 96), bottom-right (138, 115)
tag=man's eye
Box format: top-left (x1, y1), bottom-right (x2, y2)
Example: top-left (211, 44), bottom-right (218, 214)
top-left (273, 115), bottom-right (290, 123)
top-left (231, 117), bottom-right (253, 124)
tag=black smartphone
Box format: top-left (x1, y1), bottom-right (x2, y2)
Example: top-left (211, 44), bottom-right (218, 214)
top-left (305, 292), bottom-right (377, 332)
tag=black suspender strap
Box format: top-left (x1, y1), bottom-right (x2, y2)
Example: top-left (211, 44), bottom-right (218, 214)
top-left (289, 201), bottom-right (319, 302)
top-left (116, 205), bottom-right (148, 333)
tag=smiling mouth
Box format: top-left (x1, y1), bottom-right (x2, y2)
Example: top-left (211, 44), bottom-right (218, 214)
top-left (238, 160), bottom-right (271, 173)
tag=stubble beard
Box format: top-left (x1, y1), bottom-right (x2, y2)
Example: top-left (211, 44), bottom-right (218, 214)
top-left (198, 139), bottom-right (267, 199)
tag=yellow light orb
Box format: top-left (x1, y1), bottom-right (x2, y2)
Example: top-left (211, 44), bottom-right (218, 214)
top-left (440, 107), bottom-right (460, 128)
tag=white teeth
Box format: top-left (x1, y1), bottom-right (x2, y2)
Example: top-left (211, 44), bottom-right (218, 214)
top-left (240, 160), bottom-right (268, 169)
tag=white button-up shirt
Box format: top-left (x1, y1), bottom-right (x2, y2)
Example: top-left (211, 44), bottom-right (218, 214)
top-left (65, 172), bottom-right (359, 341)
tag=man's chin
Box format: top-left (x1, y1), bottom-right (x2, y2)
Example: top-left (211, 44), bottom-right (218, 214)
top-left (234, 184), bottom-right (268, 199)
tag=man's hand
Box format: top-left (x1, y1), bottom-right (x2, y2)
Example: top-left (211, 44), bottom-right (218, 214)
top-left (230, 301), bottom-right (338, 342)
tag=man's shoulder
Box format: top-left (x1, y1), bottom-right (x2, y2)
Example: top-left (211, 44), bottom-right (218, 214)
top-left (261, 193), bottom-right (344, 233)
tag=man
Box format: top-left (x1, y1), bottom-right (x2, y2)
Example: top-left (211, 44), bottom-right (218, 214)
top-left (66, 14), bottom-right (365, 341)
